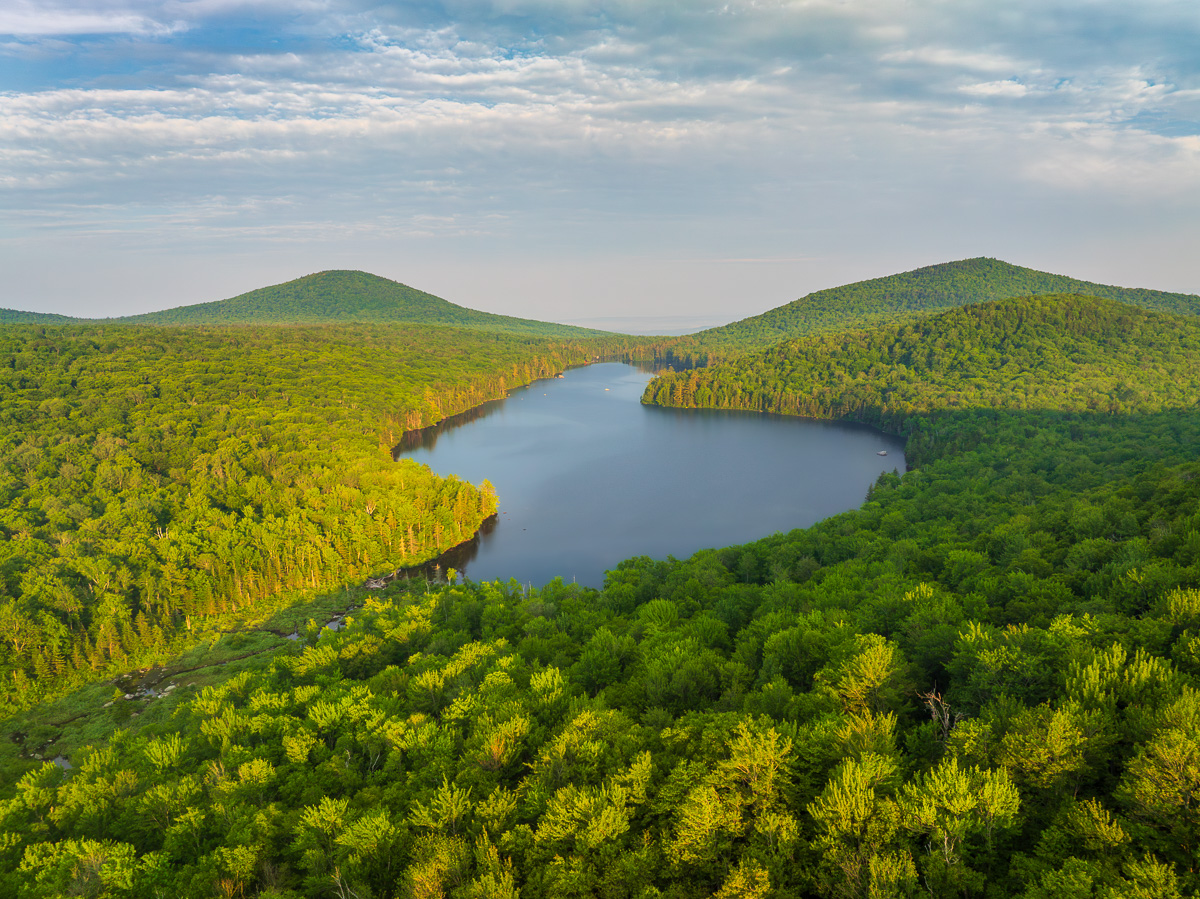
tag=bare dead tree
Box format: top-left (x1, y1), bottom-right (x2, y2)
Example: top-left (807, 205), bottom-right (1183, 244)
top-left (920, 687), bottom-right (964, 742)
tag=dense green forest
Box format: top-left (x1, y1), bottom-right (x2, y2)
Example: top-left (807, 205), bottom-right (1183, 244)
top-left (106, 271), bottom-right (609, 338)
top-left (644, 258), bottom-right (1200, 366)
top-left (644, 294), bottom-right (1200, 452)
top-left (0, 322), bottom-right (614, 716)
top-left (5, 290), bottom-right (1200, 897)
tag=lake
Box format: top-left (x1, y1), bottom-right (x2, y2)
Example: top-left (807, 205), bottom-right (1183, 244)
top-left (398, 362), bottom-right (906, 588)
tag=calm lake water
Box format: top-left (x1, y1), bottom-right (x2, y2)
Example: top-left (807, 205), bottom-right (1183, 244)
top-left (398, 362), bottom-right (906, 589)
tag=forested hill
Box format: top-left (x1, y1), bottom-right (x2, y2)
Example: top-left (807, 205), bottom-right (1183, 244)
top-left (645, 293), bottom-right (1200, 451)
top-left (114, 270), bottom-right (612, 338)
top-left (653, 257), bottom-right (1200, 364)
top-left (0, 309), bottom-right (72, 324)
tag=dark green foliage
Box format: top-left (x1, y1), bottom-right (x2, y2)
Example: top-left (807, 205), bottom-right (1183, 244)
top-left (645, 294), bottom-right (1200, 461)
top-left (111, 270), bottom-right (613, 337)
top-left (648, 257), bottom-right (1200, 364)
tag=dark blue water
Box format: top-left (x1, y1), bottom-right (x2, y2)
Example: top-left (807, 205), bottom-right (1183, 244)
top-left (399, 362), bottom-right (905, 588)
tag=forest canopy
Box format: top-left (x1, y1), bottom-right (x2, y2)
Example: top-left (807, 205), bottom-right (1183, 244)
top-left (5, 280), bottom-right (1200, 898)
top-left (0, 322), bottom-right (614, 715)
top-left (644, 293), bottom-right (1200, 459)
top-left (644, 257), bottom-right (1200, 366)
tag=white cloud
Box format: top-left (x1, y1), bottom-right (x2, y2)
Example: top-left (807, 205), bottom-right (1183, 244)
top-left (881, 46), bottom-right (1023, 74)
top-left (0, 2), bottom-right (180, 36)
top-left (1020, 126), bottom-right (1200, 196)
top-left (960, 80), bottom-right (1029, 98)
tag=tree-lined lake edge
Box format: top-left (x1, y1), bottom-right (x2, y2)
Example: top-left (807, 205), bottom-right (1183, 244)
top-left (395, 362), bottom-right (907, 588)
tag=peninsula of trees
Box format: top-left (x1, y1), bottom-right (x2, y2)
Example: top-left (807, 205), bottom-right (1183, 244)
top-left (0, 321), bottom-right (615, 716)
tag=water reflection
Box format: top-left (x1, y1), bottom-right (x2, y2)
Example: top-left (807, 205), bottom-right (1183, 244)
top-left (392, 361), bottom-right (668, 457)
top-left (380, 514), bottom-right (497, 584)
top-left (393, 402), bottom-right (507, 456)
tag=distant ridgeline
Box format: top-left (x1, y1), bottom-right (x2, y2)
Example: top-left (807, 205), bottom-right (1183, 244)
top-left (0, 310), bottom-right (73, 325)
top-left (642, 257), bottom-right (1200, 365)
top-left (0, 322), bottom-right (608, 714)
top-left (2, 270), bottom-right (620, 338)
top-left (111, 270), bottom-right (615, 339)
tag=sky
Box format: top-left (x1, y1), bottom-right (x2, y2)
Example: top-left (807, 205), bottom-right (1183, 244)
top-left (2, 1), bottom-right (1199, 327)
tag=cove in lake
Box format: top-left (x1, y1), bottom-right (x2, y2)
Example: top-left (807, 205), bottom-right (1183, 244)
top-left (397, 362), bottom-right (906, 589)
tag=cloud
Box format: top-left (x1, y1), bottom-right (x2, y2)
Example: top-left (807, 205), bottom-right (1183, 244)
top-left (0, 0), bottom-right (342, 36)
top-left (1020, 125), bottom-right (1200, 196)
top-left (960, 80), bottom-right (1029, 98)
top-left (3, 0), bottom-right (1200, 317)
top-left (880, 46), bottom-right (1025, 74)
top-left (0, 1), bottom-right (180, 36)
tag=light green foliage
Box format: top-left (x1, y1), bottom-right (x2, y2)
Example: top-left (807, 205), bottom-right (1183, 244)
top-left (998, 701), bottom-right (1103, 794)
top-left (715, 858), bottom-right (772, 898)
top-left (1117, 690), bottom-right (1200, 866)
top-left (464, 834), bottom-right (519, 899)
top-left (17, 838), bottom-right (143, 898)
top-left (670, 721), bottom-right (796, 875)
top-left (142, 734), bottom-right (184, 775)
top-left (406, 834), bottom-right (473, 899)
top-left (410, 779), bottom-right (473, 836)
top-left (819, 634), bottom-right (908, 717)
top-left (898, 758), bottom-right (1018, 894)
top-left (537, 780), bottom-right (630, 852)
top-left (0, 321), bottom-right (603, 713)
top-left (809, 754), bottom-right (916, 899)
top-left (899, 758), bottom-right (1018, 860)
